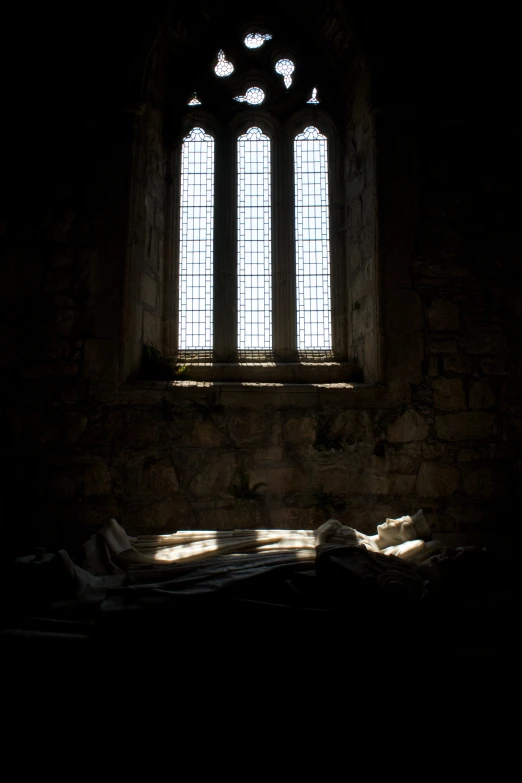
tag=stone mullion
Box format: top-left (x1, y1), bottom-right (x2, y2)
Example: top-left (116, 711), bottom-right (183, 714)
top-left (213, 132), bottom-right (238, 362)
top-left (273, 133), bottom-right (297, 361)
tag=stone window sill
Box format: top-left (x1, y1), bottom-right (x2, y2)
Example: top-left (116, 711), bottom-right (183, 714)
top-left (120, 378), bottom-right (391, 408)
top-left (174, 361), bottom-right (358, 384)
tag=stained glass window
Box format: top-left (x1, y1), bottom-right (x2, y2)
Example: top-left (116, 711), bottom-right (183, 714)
top-left (294, 126), bottom-right (332, 350)
top-left (244, 32), bottom-right (272, 49)
top-left (214, 50), bottom-right (234, 77)
top-left (306, 87), bottom-right (319, 104)
top-left (275, 58), bottom-right (294, 89)
top-left (179, 128), bottom-right (214, 351)
top-left (237, 128), bottom-right (272, 350)
top-left (188, 92), bottom-right (202, 105)
top-left (233, 86), bottom-right (265, 105)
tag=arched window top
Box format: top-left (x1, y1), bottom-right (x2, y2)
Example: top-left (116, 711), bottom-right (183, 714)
top-left (237, 126), bottom-right (270, 142)
top-left (295, 125), bottom-right (326, 142)
top-left (183, 127), bottom-right (214, 143)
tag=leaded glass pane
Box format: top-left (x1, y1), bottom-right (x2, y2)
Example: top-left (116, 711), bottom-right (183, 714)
top-left (179, 128), bottom-right (214, 350)
top-left (294, 126), bottom-right (332, 350)
top-left (244, 32), bottom-right (272, 49)
top-left (275, 58), bottom-right (294, 89)
top-left (214, 50), bottom-right (234, 77)
top-left (237, 127), bottom-right (272, 350)
top-left (233, 86), bottom-right (265, 105)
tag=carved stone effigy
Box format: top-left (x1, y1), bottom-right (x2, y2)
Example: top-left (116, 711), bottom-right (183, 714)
top-left (315, 509), bottom-right (446, 561)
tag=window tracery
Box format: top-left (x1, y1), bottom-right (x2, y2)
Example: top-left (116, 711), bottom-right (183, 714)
top-left (214, 50), bottom-right (234, 77)
top-left (275, 58), bottom-right (294, 89)
top-left (174, 27), bottom-right (340, 365)
top-left (244, 32), bottom-right (272, 49)
top-left (233, 86), bottom-right (265, 105)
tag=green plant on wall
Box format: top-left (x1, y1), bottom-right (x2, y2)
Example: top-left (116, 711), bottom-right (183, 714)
top-left (139, 345), bottom-right (189, 380)
top-left (229, 471), bottom-right (267, 502)
top-left (305, 485), bottom-right (345, 518)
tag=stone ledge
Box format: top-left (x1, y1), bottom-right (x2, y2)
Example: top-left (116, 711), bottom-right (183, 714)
top-left (175, 361), bottom-right (357, 384)
top-left (118, 380), bottom-right (403, 408)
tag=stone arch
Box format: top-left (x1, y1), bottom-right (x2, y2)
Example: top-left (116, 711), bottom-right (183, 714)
top-left (119, 1), bottom-right (381, 381)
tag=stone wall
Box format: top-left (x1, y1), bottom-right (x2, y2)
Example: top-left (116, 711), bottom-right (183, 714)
top-left (1, 2), bottom-right (520, 553)
top-left (345, 66), bottom-right (379, 381)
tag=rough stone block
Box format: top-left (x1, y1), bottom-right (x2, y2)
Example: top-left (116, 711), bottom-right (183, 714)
top-left (387, 409), bottom-right (429, 442)
top-left (480, 357), bottom-right (508, 375)
top-left (249, 465), bottom-right (306, 496)
top-left (124, 497), bottom-right (193, 531)
top-left (430, 339), bottom-right (458, 354)
top-left (458, 449), bottom-right (482, 462)
top-left (461, 467), bottom-right (494, 498)
top-left (417, 461), bottom-right (460, 497)
top-left (83, 459), bottom-right (112, 496)
top-left (331, 409), bottom-right (371, 443)
top-left (283, 416), bottom-right (316, 447)
top-left (421, 442), bottom-right (449, 460)
top-left (432, 377), bottom-right (466, 411)
top-left (385, 443), bottom-right (421, 473)
top-left (140, 273), bottom-right (158, 310)
top-left (461, 327), bottom-right (504, 355)
top-left (145, 459), bottom-right (180, 494)
top-left (253, 445), bottom-right (284, 461)
top-left (500, 380), bottom-right (522, 415)
top-left (83, 338), bottom-right (118, 381)
top-left (502, 415), bottom-right (522, 443)
top-left (345, 472), bottom-right (388, 495)
top-left (444, 355), bottom-right (473, 374)
top-left (189, 418), bottom-right (224, 448)
top-left (314, 467), bottom-right (348, 494)
top-left (227, 410), bottom-right (279, 447)
top-left (469, 378), bottom-right (495, 409)
top-left (388, 474), bottom-right (417, 495)
top-left (142, 309), bottom-right (161, 347)
top-left (387, 289), bottom-right (423, 332)
top-left (427, 298), bottom-right (460, 331)
top-left (435, 412), bottom-right (495, 441)
top-left (387, 330), bottom-right (424, 381)
top-left (188, 451), bottom-right (237, 498)
top-left (428, 356), bottom-right (439, 376)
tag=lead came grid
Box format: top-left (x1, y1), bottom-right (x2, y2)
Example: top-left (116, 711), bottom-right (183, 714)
top-left (294, 126), bottom-right (332, 350)
top-left (179, 128), bottom-right (214, 350)
top-left (237, 127), bottom-right (272, 350)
